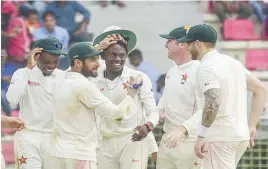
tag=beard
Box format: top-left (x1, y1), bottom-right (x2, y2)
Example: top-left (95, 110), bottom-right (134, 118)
top-left (190, 47), bottom-right (198, 60)
top-left (81, 66), bottom-right (98, 78)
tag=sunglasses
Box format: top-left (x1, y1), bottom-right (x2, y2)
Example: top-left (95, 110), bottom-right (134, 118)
top-left (48, 42), bottom-right (63, 50)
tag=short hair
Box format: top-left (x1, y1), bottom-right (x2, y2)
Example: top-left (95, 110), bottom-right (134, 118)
top-left (27, 9), bottom-right (39, 17)
top-left (42, 11), bottom-right (56, 21)
top-left (128, 49), bottom-right (142, 59)
top-left (70, 57), bottom-right (86, 67)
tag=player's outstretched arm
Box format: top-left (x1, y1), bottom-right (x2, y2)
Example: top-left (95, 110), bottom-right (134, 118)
top-left (78, 76), bottom-right (141, 120)
top-left (1, 115), bottom-right (25, 131)
top-left (246, 74), bottom-right (267, 147)
top-left (131, 73), bottom-right (159, 142)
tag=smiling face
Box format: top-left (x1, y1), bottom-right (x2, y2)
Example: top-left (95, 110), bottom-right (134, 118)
top-left (103, 42), bottom-right (128, 74)
top-left (37, 51), bottom-right (60, 76)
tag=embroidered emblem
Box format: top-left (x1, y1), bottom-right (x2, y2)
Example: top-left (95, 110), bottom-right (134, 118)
top-left (181, 73), bottom-right (188, 84)
top-left (27, 80), bottom-right (40, 86)
top-left (184, 25), bottom-right (191, 34)
top-left (18, 155), bottom-right (27, 165)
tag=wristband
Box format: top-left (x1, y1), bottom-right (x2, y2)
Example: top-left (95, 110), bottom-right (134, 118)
top-left (197, 125), bottom-right (209, 138)
top-left (145, 122), bottom-right (153, 132)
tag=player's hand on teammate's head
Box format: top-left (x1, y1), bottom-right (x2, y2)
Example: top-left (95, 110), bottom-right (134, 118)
top-left (27, 47), bottom-right (43, 69)
top-left (131, 124), bottom-right (149, 141)
top-left (123, 75), bottom-right (143, 98)
top-left (98, 34), bottom-right (122, 50)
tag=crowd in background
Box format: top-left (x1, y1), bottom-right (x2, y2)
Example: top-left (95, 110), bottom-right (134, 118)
top-left (1, 0), bottom-right (166, 119)
top-left (212, 1), bottom-right (268, 36)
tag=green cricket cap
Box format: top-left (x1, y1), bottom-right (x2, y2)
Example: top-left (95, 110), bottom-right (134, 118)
top-left (67, 42), bottom-right (103, 62)
top-left (33, 36), bottom-right (66, 55)
top-left (159, 25), bottom-right (191, 39)
top-left (177, 24), bottom-right (217, 43)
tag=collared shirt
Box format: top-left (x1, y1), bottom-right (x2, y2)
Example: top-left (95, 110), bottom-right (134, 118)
top-left (33, 26), bottom-right (70, 52)
top-left (197, 50), bottom-right (251, 142)
top-left (136, 61), bottom-right (161, 96)
top-left (91, 66), bottom-right (159, 138)
top-left (48, 71), bottom-right (134, 161)
top-left (45, 1), bottom-right (90, 33)
top-left (158, 60), bottom-right (202, 141)
top-left (6, 66), bottom-right (62, 132)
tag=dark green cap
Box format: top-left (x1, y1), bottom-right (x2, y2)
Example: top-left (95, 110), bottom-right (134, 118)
top-left (159, 26), bottom-right (191, 39)
top-left (177, 24), bottom-right (217, 43)
top-left (33, 36), bottom-right (66, 55)
top-left (68, 42), bottom-right (103, 62)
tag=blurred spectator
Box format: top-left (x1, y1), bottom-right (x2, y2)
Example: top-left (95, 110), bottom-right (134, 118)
top-left (3, 6), bottom-right (30, 68)
top-left (128, 49), bottom-right (161, 97)
top-left (155, 74), bottom-right (166, 104)
top-left (264, 1), bottom-right (268, 36)
top-left (33, 11), bottom-right (70, 52)
top-left (98, 0), bottom-right (126, 8)
top-left (1, 50), bottom-right (18, 116)
top-left (30, 1), bottom-right (49, 20)
top-left (213, 1), bottom-right (254, 33)
top-left (25, 9), bottom-right (41, 35)
top-left (249, 0), bottom-right (265, 23)
top-left (45, 1), bottom-right (90, 42)
top-left (1, 1), bottom-right (17, 50)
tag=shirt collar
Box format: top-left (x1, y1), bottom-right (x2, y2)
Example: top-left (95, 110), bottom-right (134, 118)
top-left (201, 50), bottom-right (219, 62)
top-left (97, 65), bottom-right (131, 82)
top-left (177, 60), bottom-right (196, 68)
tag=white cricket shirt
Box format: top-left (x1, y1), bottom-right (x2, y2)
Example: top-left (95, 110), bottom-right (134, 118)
top-left (6, 66), bottom-right (63, 132)
top-left (197, 50), bottom-right (250, 142)
top-left (158, 60), bottom-right (202, 141)
top-left (91, 66), bottom-right (159, 138)
top-left (49, 71), bottom-right (134, 161)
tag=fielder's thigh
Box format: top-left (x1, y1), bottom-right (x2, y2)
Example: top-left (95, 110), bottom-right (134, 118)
top-left (204, 141), bottom-right (247, 169)
top-left (97, 137), bottom-right (120, 169)
top-left (43, 155), bottom-right (93, 169)
top-left (157, 133), bottom-right (202, 169)
top-left (120, 136), bottom-right (149, 169)
top-left (235, 141), bottom-right (248, 167)
top-left (14, 130), bottom-right (50, 169)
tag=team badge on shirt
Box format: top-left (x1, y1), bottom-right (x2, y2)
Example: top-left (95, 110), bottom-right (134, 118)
top-left (181, 73), bottom-right (188, 84)
top-left (18, 155), bottom-right (27, 164)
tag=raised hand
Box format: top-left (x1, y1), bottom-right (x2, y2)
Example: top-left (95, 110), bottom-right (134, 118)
top-left (27, 48), bottom-right (43, 69)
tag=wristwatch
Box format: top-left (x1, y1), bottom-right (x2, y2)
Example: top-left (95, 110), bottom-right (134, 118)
top-left (144, 122), bottom-right (153, 132)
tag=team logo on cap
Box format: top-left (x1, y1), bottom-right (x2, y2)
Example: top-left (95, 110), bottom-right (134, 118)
top-left (184, 25), bottom-right (191, 34)
top-left (73, 55), bottom-right (78, 58)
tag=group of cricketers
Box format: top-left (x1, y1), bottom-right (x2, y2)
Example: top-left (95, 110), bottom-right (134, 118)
top-left (2, 23), bottom-right (267, 169)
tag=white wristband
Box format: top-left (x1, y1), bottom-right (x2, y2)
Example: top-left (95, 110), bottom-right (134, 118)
top-left (198, 125), bottom-right (209, 138)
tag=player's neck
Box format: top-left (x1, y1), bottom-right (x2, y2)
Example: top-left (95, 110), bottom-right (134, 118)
top-left (104, 70), bottom-right (122, 81)
top-left (174, 54), bottom-right (191, 66)
top-left (199, 48), bottom-right (216, 60)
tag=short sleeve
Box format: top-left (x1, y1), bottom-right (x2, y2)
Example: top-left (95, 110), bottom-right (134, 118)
top-left (244, 68), bottom-right (252, 78)
top-left (197, 65), bottom-right (220, 94)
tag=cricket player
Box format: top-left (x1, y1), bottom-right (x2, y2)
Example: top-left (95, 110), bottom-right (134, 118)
top-left (92, 26), bottom-right (159, 169)
top-left (6, 36), bottom-right (66, 169)
top-left (44, 42), bottom-right (141, 169)
top-left (177, 24), bottom-right (268, 169)
top-left (155, 26), bottom-right (202, 169)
